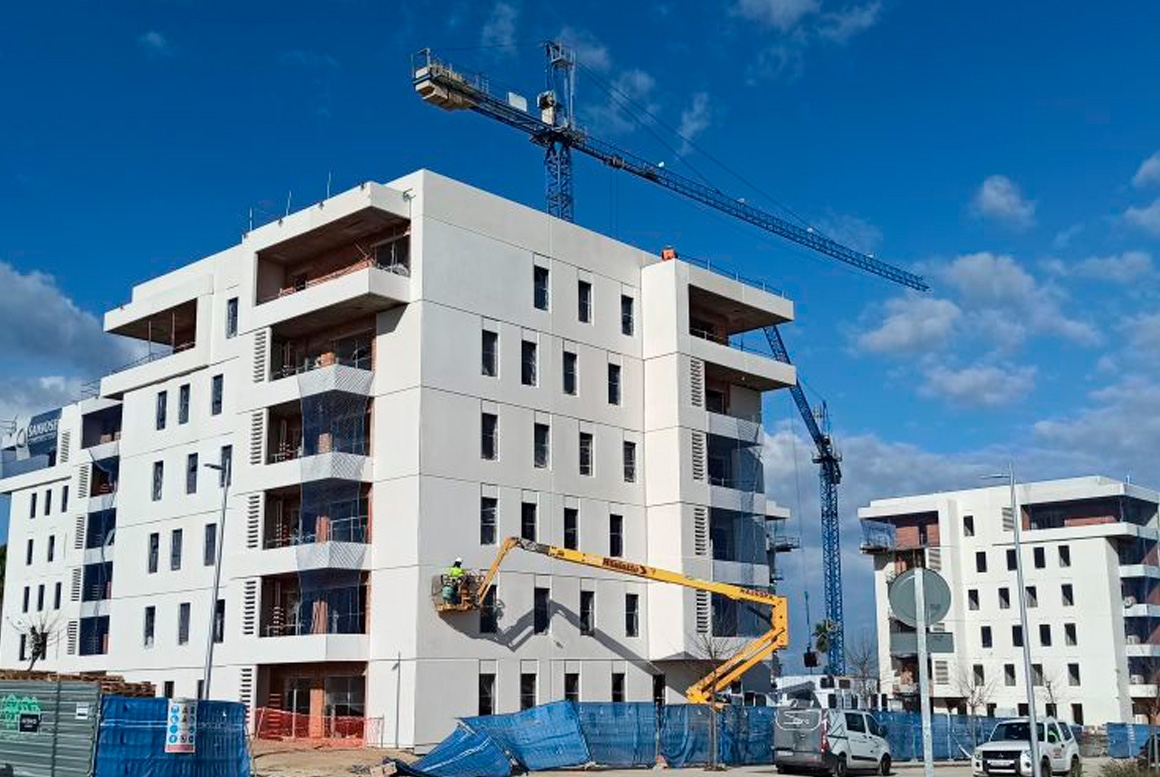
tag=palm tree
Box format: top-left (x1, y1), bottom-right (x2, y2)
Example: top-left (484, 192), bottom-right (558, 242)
top-left (813, 620), bottom-right (836, 656)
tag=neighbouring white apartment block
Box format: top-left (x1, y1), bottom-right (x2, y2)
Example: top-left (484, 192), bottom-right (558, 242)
top-left (0, 170), bottom-right (799, 748)
top-left (858, 476), bottom-right (1160, 727)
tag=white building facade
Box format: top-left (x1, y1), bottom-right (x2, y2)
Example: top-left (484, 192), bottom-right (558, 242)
top-left (859, 476), bottom-right (1160, 726)
top-left (0, 170), bottom-right (796, 748)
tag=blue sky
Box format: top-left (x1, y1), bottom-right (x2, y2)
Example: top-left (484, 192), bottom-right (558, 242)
top-left (2, 1), bottom-right (1159, 665)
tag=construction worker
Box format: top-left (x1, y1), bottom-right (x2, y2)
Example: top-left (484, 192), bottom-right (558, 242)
top-left (442, 557), bottom-right (465, 604)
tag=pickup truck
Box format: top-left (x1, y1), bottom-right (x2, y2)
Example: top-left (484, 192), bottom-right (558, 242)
top-left (972, 718), bottom-right (1080, 777)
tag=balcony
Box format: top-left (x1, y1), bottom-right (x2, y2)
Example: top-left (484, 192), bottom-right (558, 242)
top-left (80, 404), bottom-right (122, 458)
top-left (270, 323), bottom-right (375, 382)
top-left (266, 399), bottom-right (371, 465)
top-left (252, 212), bottom-right (410, 334)
top-left (87, 457), bottom-right (119, 503)
top-left (101, 297), bottom-right (208, 398)
top-left (260, 574), bottom-right (368, 638)
top-left (263, 488), bottom-right (371, 549)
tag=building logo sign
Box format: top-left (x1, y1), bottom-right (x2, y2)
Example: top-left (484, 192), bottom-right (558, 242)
top-left (2, 408), bottom-right (61, 460)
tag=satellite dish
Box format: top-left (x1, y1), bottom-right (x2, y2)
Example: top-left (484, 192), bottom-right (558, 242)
top-left (888, 568), bottom-right (952, 628)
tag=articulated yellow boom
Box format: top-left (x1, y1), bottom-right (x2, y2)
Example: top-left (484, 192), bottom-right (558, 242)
top-left (437, 536), bottom-right (789, 706)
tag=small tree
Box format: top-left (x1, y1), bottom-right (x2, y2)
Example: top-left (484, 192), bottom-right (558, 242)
top-left (688, 609), bottom-right (758, 771)
top-left (846, 631), bottom-right (880, 708)
top-left (11, 612), bottom-right (61, 671)
top-left (953, 665), bottom-right (998, 745)
top-left (1037, 668), bottom-right (1064, 720)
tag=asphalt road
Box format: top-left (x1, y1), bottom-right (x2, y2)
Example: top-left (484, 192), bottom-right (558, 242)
top-left (535, 756), bottom-right (1114, 777)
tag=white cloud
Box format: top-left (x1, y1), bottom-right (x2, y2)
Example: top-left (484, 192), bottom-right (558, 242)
top-left (1045, 250), bottom-right (1153, 284)
top-left (817, 213), bottom-right (882, 255)
top-left (581, 68), bottom-right (658, 136)
top-left (137, 30), bottom-right (173, 58)
top-left (856, 295), bottom-right (961, 355)
top-left (943, 251), bottom-right (1036, 303)
top-left (971, 174), bottom-right (1036, 229)
top-left (1051, 223), bottom-right (1083, 250)
top-left (558, 26), bottom-right (611, 72)
top-left (1124, 198), bottom-right (1160, 235)
top-left (733, 0), bottom-right (820, 30)
top-left (0, 377), bottom-right (86, 421)
top-left (817, 2), bottom-right (882, 43)
top-left (918, 363), bottom-right (1036, 408)
top-left (480, 1), bottom-right (519, 50)
top-left (677, 92), bottom-right (713, 153)
top-left (1133, 151), bottom-right (1160, 189)
top-left (1123, 312), bottom-right (1160, 351)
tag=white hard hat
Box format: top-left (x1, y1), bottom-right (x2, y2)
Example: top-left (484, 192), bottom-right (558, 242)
top-left (455, 557), bottom-right (463, 564)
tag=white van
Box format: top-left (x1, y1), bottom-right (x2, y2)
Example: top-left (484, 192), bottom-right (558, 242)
top-left (774, 708), bottom-right (892, 776)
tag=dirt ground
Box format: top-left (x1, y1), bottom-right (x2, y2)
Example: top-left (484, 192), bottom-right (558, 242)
top-left (251, 739), bottom-right (415, 777)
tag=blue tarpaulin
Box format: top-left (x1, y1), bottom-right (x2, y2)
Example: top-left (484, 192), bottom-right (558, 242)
top-left (95, 697), bottom-right (250, 777)
top-left (575, 702), bottom-right (657, 766)
top-left (409, 725), bottom-right (512, 777)
top-left (461, 702), bottom-right (591, 772)
top-left (1108, 723), bottom-right (1157, 758)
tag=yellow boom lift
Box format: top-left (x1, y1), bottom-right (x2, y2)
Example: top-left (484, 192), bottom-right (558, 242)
top-left (435, 536), bottom-right (788, 705)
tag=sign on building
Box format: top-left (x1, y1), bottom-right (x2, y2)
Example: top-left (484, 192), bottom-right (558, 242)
top-left (164, 699), bottom-right (197, 754)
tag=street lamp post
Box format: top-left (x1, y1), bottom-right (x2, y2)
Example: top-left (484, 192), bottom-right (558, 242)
top-left (983, 463), bottom-right (1042, 777)
top-left (202, 458), bottom-right (230, 699)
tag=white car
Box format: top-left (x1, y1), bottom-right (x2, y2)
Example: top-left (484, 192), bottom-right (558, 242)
top-left (972, 718), bottom-right (1081, 777)
top-left (775, 708), bottom-right (892, 776)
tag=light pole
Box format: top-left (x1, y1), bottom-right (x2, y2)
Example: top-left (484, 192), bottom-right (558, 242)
top-left (202, 458), bottom-right (231, 699)
top-left (983, 463), bottom-right (1041, 777)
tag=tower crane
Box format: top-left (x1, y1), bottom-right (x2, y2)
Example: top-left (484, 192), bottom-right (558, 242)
top-left (412, 42), bottom-right (928, 675)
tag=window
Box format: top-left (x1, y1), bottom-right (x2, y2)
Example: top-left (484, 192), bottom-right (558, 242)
top-left (37, 584), bottom-right (45, 611)
top-left (607, 363), bottom-right (621, 405)
top-left (975, 551), bottom-right (987, 572)
top-left (845, 712), bottom-right (866, 733)
top-left (19, 635), bottom-right (27, 663)
top-left (144, 606), bottom-right (156, 647)
top-left (1065, 623), bottom-right (1077, 646)
top-left (186, 453), bottom-right (198, 494)
top-left (623, 441), bottom-right (637, 483)
top-left (152, 461), bottom-right (164, 501)
top-left (534, 423), bottom-right (550, 469)
top-left (1006, 548), bottom-right (1017, 570)
top-left (29, 492), bottom-right (36, 518)
top-left (204, 523), bottom-right (217, 567)
top-left (61, 485), bottom-right (68, 513)
top-left (533, 266), bottom-right (549, 310)
top-left (53, 582), bottom-right (61, 609)
top-left (211, 374), bottom-right (223, 415)
top-left (1034, 546), bottom-right (1046, 569)
top-left (520, 672), bottom-right (537, 710)
top-left (1005, 664), bottom-right (1017, 687)
top-left (1062, 583), bottom-right (1074, 606)
top-left (1026, 585), bottom-right (1038, 608)
top-left (220, 445), bottom-right (233, 487)
top-left (21, 586), bottom-right (29, 613)
top-left (481, 330), bottom-right (498, 377)
top-left (225, 297), bottom-right (238, 338)
top-left (1068, 663), bottom-right (1080, 686)
top-left (625, 593), bottom-right (639, 637)
top-left (1059, 545), bottom-right (1071, 567)
top-left (480, 587), bottom-right (498, 634)
top-left (26, 538), bottom-right (33, 565)
top-left (1012, 625), bottom-right (1023, 647)
top-left (580, 591), bottom-right (595, 635)
top-left (170, 528), bottom-right (183, 571)
top-left (579, 432), bottom-right (593, 476)
top-left (609, 514), bottom-right (624, 557)
top-left (999, 587), bottom-right (1010, 609)
top-left (479, 673), bottom-right (496, 716)
top-left (1040, 624), bottom-right (1051, 646)
top-left (164, 681), bottom-right (175, 699)
top-left (1071, 704), bottom-right (1084, 726)
top-left (1032, 663), bottom-right (1044, 686)
top-left (611, 672), bottom-right (626, 703)
top-left (1017, 703), bottom-right (1029, 716)
top-left (534, 587), bottom-right (551, 634)
top-left (148, 532), bottom-right (160, 573)
top-left (564, 507), bottom-right (579, 550)
top-left (981, 626), bottom-right (993, 648)
top-left (521, 341), bottom-right (538, 386)
top-left (197, 681), bottom-right (204, 700)
top-left (521, 502), bottom-right (537, 542)
top-left (47, 535), bottom-right (55, 563)
top-left (481, 413), bottom-right (499, 460)
top-left (563, 351), bottom-right (578, 395)
top-left (480, 496), bottom-right (498, 545)
top-left (621, 295), bottom-right (634, 336)
top-left (963, 514), bottom-right (975, 537)
top-left (578, 280), bottom-right (592, 323)
top-left (968, 589), bottom-right (979, 610)
top-left (178, 602), bottom-right (191, 645)
top-left (44, 489), bottom-right (52, 515)
top-left (213, 599), bottom-right (225, 643)
top-left (156, 391), bottom-right (168, 430)
top-left (178, 384), bottom-right (190, 424)
top-left (972, 665), bottom-right (985, 685)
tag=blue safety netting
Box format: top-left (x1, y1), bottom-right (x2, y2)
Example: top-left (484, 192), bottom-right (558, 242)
top-left (575, 702), bottom-right (657, 766)
top-left (95, 697), bottom-right (250, 777)
top-left (720, 706), bottom-right (776, 765)
top-left (409, 724), bottom-right (513, 777)
top-left (875, 711), bottom-right (1002, 761)
top-left (658, 704), bottom-right (713, 767)
top-left (1108, 723), bottom-right (1158, 758)
top-left (461, 701), bottom-right (591, 771)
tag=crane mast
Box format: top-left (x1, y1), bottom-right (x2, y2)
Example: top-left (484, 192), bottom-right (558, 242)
top-left (413, 42), bottom-right (925, 677)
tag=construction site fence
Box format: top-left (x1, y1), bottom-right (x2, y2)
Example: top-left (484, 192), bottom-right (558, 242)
top-left (252, 707), bottom-right (384, 746)
top-left (95, 696), bottom-right (250, 777)
top-left (1107, 723), bottom-right (1160, 758)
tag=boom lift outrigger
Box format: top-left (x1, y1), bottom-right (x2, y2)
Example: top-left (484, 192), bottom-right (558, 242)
top-left (435, 536), bottom-right (789, 706)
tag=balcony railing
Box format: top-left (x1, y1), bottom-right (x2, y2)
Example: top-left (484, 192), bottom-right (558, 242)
top-left (690, 327), bottom-right (775, 357)
top-left (258, 259), bottom-right (409, 305)
top-left (860, 520), bottom-right (898, 552)
top-left (684, 254), bottom-right (784, 298)
top-left (264, 515), bottom-right (369, 548)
